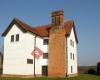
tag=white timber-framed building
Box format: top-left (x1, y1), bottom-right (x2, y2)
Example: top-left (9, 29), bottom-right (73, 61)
top-left (2, 10), bottom-right (78, 77)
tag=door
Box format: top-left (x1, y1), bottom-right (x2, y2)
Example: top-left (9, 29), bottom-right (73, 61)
top-left (42, 66), bottom-right (48, 76)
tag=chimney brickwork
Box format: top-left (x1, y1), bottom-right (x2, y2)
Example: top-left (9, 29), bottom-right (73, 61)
top-left (48, 10), bottom-right (67, 77)
top-left (52, 10), bottom-right (64, 26)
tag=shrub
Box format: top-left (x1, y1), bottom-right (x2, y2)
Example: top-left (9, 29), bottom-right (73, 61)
top-left (87, 68), bottom-right (96, 74)
top-left (97, 62), bottom-right (100, 75)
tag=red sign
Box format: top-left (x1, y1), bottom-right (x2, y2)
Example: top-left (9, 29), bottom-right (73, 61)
top-left (31, 47), bottom-right (44, 59)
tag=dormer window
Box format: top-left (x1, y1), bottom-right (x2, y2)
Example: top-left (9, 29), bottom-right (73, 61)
top-left (11, 35), bottom-right (14, 42)
top-left (16, 34), bottom-right (19, 41)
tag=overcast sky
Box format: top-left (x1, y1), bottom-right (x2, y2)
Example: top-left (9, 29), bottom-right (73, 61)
top-left (0, 0), bottom-right (100, 66)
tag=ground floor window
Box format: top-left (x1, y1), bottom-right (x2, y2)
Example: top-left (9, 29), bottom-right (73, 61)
top-left (27, 59), bottom-right (33, 64)
top-left (71, 66), bottom-right (73, 73)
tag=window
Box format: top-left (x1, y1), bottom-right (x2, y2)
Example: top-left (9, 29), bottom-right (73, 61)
top-left (70, 53), bottom-right (72, 59)
top-left (11, 35), bottom-right (14, 42)
top-left (70, 39), bottom-right (72, 46)
top-left (70, 39), bottom-right (74, 47)
top-left (43, 53), bottom-right (48, 59)
top-left (43, 39), bottom-right (48, 45)
top-left (73, 41), bottom-right (74, 47)
top-left (71, 66), bottom-right (73, 73)
top-left (27, 59), bottom-right (33, 64)
top-left (73, 54), bottom-right (75, 60)
top-left (16, 34), bottom-right (19, 41)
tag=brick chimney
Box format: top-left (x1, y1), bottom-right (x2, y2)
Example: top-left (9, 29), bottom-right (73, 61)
top-left (48, 10), bottom-right (66, 77)
top-left (52, 10), bottom-right (64, 27)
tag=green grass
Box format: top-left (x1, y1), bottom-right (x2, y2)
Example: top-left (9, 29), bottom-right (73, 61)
top-left (0, 74), bottom-right (100, 80)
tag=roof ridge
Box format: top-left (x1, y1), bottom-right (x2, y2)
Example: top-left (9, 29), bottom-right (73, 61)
top-left (13, 17), bottom-right (34, 29)
top-left (34, 24), bottom-right (51, 28)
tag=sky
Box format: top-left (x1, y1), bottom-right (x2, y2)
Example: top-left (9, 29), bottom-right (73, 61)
top-left (0, 0), bottom-right (100, 66)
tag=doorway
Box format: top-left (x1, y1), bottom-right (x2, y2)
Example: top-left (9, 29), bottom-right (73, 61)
top-left (42, 66), bottom-right (48, 76)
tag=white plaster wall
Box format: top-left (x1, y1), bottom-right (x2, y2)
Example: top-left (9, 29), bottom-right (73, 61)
top-left (34, 37), bottom-right (48, 75)
top-left (67, 27), bottom-right (78, 75)
top-left (3, 24), bottom-right (48, 75)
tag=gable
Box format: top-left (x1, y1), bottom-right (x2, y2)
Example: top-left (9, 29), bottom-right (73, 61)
top-left (5, 24), bottom-right (25, 37)
top-left (2, 19), bottom-right (27, 37)
top-left (70, 27), bottom-right (77, 44)
top-left (65, 20), bottom-right (78, 43)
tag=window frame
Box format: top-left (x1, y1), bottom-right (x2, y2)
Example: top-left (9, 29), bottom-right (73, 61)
top-left (27, 59), bottom-right (33, 64)
top-left (70, 39), bottom-right (72, 46)
top-left (16, 34), bottom-right (19, 41)
top-left (70, 52), bottom-right (72, 60)
top-left (43, 53), bottom-right (48, 59)
top-left (43, 39), bottom-right (48, 45)
top-left (73, 54), bottom-right (75, 60)
top-left (11, 35), bottom-right (14, 42)
top-left (73, 41), bottom-right (74, 47)
top-left (71, 66), bottom-right (73, 73)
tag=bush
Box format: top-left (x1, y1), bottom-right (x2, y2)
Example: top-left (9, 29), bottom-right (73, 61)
top-left (87, 68), bottom-right (96, 74)
top-left (97, 62), bottom-right (100, 75)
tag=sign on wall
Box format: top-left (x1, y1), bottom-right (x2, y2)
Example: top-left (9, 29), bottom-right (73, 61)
top-left (31, 47), bottom-right (44, 59)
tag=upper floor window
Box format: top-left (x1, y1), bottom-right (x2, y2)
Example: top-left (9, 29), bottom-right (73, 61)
top-left (27, 59), bottom-right (33, 64)
top-left (11, 35), bottom-right (14, 42)
top-left (70, 39), bottom-right (72, 46)
top-left (73, 41), bottom-right (74, 47)
top-left (70, 53), bottom-right (72, 59)
top-left (43, 53), bottom-right (48, 59)
top-left (16, 34), bottom-right (19, 41)
top-left (73, 54), bottom-right (75, 60)
top-left (43, 39), bottom-right (48, 45)
top-left (70, 39), bottom-right (74, 47)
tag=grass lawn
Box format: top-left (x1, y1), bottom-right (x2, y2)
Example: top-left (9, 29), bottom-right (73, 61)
top-left (0, 74), bottom-right (100, 80)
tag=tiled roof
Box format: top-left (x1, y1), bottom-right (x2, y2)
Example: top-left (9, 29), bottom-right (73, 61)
top-left (34, 24), bottom-right (51, 37)
top-left (2, 18), bottom-right (78, 43)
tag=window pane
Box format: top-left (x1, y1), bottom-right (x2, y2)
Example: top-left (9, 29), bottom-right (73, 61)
top-left (70, 53), bottom-right (72, 59)
top-left (71, 66), bottom-right (73, 73)
top-left (73, 54), bottom-right (75, 60)
top-left (11, 35), bottom-right (14, 42)
top-left (73, 41), bottom-right (74, 47)
top-left (43, 53), bottom-right (48, 59)
top-left (43, 39), bottom-right (48, 45)
top-left (27, 59), bottom-right (33, 64)
top-left (70, 39), bottom-right (72, 46)
top-left (16, 34), bottom-right (19, 41)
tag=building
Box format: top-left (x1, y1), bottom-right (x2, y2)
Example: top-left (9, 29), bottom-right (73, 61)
top-left (2, 10), bottom-right (78, 77)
